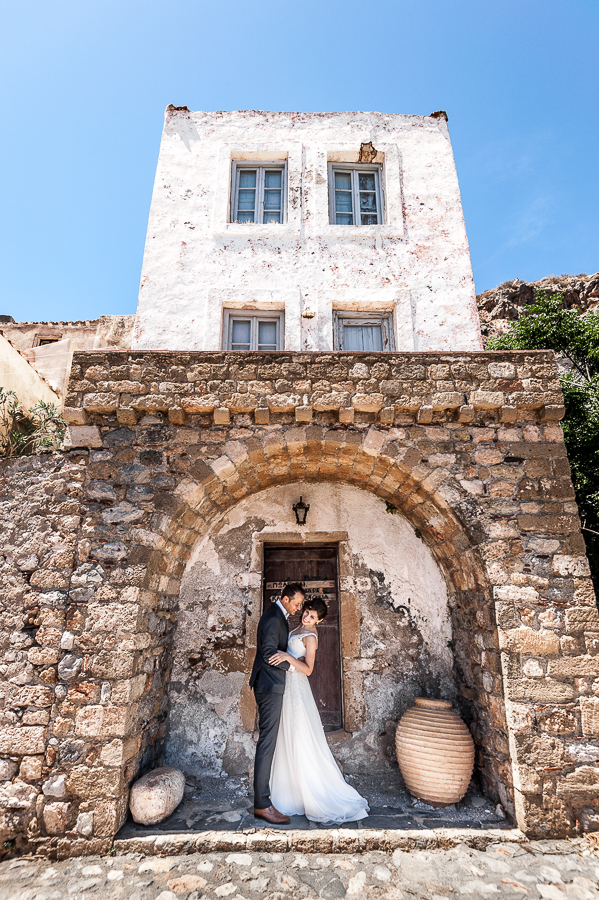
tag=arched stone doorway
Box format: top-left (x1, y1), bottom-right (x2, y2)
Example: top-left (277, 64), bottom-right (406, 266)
top-left (164, 482), bottom-right (457, 781)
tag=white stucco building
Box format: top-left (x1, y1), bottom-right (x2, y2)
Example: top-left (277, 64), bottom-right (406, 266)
top-left (133, 108), bottom-right (482, 352)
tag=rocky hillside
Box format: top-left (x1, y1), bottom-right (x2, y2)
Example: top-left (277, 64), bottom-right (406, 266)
top-left (476, 272), bottom-right (599, 343)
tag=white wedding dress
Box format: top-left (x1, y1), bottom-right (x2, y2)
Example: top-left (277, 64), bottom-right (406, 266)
top-left (270, 631), bottom-right (369, 824)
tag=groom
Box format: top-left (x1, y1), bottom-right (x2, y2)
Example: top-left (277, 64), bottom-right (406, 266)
top-left (249, 581), bottom-right (305, 823)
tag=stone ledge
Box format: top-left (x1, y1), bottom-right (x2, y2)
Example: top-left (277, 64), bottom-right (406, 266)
top-left (108, 826), bottom-right (527, 857)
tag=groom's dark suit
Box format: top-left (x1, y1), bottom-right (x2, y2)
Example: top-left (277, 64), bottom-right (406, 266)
top-left (250, 601), bottom-right (290, 809)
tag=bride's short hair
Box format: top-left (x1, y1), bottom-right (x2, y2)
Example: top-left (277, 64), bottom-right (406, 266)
top-left (301, 596), bottom-right (328, 621)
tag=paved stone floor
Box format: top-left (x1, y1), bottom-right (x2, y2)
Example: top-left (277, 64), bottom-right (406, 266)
top-left (117, 774), bottom-right (508, 840)
top-left (2, 838), bottom-right (599, 900)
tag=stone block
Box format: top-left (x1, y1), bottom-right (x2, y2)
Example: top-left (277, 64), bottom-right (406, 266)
top-left (470, 390), bottom-right (503, 410)
top-left (75, 705), bottom-right (130, 738)
top-left (339, 407), bottom-right (354, 424)
top-left (553, 555), bottom-right (591, 577)
top-left (42, 774), bottom-right (66, 797)
top-left (500, 627), bottom-right (559, 655)
top-left (566, 608), bottom-right (599, 633)
top-left (541, 405), bottom-right (566, 421)
top-left (214, 408), bottom-right (231, 425)
top-left (100, 735), bottom-right (141, 767)
top-left (295, 405), bottom-right (313, 423)
top-left (82, 393), bottom-right (119, 414)
top-left (93, 797), bottom-right (128, 836)
top-left (63, 407), bottom-right (88, 425)
top-left (416, 406), bottom-right (433, 424)
top-left (508, 679), bottom-right (575, 702)
top-left (266, 393), bottom-right (301, 413)
top-left (458, 405), bottom-right (475, 423)
top-left (431, 392), bottom-right (462, 410)
top-left (353, 393), bottom-right (384, 413)
top-left (312, 391), bottom-right (350, 411)
top-left (379, 407), bottom-right (394, 425)
top-left (580, 807), bottom-right (599, 832)
top-left (129, 766), bottom-right (185, 825)
top-left (130, 394), bottom-right (173, 411)
top-left (43, 801), bottom-right (70, 835)
top-left (68, 766), bottom-right (123, 800)
top-left (168, 408), bottom-right (186, 425)
top-left (500, 405), bottom-right (518, 423)
top-left (67, 425), bottom-right (102, 448)
top-left (362, 428), bottom-right (385, 457)
top-left (515, 765), bottom-right (541, 794)
top-left (581, 698), bottom-right (599, 737)
top-left (254, 408), bottom-right (270, 424)
top-left (19, 756), bottom-right (43, 780)
top-left (181, 396), bottom-right (218, 413)
top-left (548, 656), bottom-right (599, 677)
top-left (76, 811), bottom-right (94, 836)
top-left (7, 684), bottom-right (53, 708)
top-left (0, 727), bottom-right (46, 755)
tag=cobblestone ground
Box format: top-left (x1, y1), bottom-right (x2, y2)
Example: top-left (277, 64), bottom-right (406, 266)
top-left (1, 841), bottom-right (599, 900)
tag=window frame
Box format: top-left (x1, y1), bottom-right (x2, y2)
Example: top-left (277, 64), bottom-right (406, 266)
top-left (223, 310), bottom-right (285, 352)
top-left (328, 163), bottom-right (384, 226)
top-left (333, 310), bottom-right (395, 352)
top-left (230, 160), bottom-right (287, 225)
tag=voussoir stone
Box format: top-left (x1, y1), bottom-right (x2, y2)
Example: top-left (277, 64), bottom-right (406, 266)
top-left (129, 766), bottom-right (185, 825)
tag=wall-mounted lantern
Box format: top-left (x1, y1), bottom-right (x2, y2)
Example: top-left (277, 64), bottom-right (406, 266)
top-left (293, 497), bottom-right (310, 526)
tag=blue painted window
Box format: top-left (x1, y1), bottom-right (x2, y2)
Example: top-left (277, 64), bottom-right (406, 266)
top-left (224, 311), bottom-right (284, 351)
top-left (329, 165), bottom-right (383, 225)
top-left (232, 163), bottom-right (286, 224)
top-left (333, 311), bottom-right (394, 351)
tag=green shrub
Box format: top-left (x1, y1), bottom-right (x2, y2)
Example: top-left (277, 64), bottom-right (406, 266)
top-left (488, 291), bottom-right (599, 593)
top-left (0, 388), bottom-right (66, 458)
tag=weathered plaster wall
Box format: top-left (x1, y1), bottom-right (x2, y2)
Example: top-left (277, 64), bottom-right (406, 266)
top-left (166, 482), bottom-right (453, 778)
top-left (0, 333), bottom-right (60, 410)
top-left (0, 317), bottom-right (135, 405)
top-left (133, 109), bottom-right (482, 353)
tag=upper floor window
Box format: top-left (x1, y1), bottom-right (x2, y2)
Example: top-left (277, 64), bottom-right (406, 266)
top-left (328, 164), bottom-right (383, 225)
top-left (231, 162), bottom-right (286, 224)
top-left (333, 311), bottom-right (394, 351)
top-left (223, 310), bottom-right (284, 351)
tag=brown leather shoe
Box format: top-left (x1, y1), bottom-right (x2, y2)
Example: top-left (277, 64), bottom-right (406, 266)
top-left (253, 805), bottom-right (290, 824)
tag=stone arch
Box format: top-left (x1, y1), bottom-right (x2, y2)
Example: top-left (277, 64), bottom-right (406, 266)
top-left (134, 427), bottom-right (511, 814)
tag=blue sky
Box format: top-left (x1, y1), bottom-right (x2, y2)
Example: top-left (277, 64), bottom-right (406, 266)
top-left (1, 0), bottom-right (597, 322)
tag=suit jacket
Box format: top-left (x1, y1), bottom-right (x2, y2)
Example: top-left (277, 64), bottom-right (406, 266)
top-left (249, 602), bottom-right (290, 694)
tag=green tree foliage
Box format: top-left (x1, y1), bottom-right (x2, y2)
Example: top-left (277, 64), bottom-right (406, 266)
top-left (487, 291), bottom-right (599, 590)
top-left (0, 388), bottom-right (66, 458)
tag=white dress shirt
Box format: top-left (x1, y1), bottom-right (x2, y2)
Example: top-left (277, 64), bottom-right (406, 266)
top-left (276, 599), bottom-right (289, 620)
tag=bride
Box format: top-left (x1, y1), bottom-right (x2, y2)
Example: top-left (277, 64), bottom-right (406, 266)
top-left (268, 596), bottom-right (369, 824)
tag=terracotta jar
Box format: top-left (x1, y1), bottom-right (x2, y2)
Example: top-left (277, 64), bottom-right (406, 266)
top-left (395, 697), bottom-right (475, 806)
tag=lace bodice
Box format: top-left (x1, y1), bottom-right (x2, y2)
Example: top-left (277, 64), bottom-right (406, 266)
top-left (287, 631), bottom-right (317, 660)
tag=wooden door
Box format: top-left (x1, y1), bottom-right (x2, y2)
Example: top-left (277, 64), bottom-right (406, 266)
top-left (263, 545), bottom-right (342, 730)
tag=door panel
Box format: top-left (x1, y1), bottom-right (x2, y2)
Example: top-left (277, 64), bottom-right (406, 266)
top-left (263, 545), bottom-right (342, 730)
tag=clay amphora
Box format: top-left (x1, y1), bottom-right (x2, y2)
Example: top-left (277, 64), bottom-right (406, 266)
top-left (395, 697), bottom-right (475, 806)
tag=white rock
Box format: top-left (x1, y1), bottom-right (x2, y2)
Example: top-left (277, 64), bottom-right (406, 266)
top-left (129, 766), bottom-right (185, 825)
top-left (42, 774), bottom-right (66, 798)
top-left (348, 872), bottom-right (367, 895)
top-left (76, 812), bottom-right (94, 836)
top-left (374, 865), bottom-right (391, 881)
top-left (226, 854), bottom-right (252, 866)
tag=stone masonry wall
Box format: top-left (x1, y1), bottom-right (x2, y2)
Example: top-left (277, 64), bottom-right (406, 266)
top-left (0, 348), bottom-right (596, 857)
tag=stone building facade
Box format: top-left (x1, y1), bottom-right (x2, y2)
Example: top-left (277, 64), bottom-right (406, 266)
top-left (0, 108), bottom-right (596, 853)
top-left (1, 347), bottom-right (597, 854)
